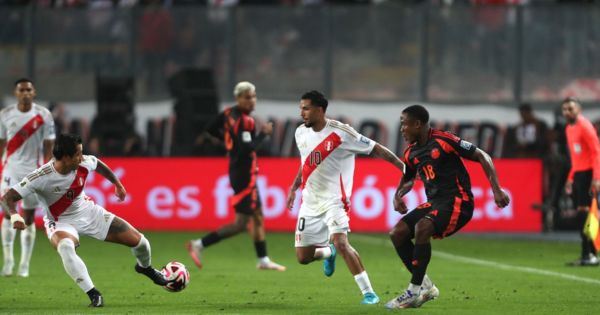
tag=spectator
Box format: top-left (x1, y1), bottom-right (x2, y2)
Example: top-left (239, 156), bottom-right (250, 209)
top-left (503, 103), bottom-right (548, 158)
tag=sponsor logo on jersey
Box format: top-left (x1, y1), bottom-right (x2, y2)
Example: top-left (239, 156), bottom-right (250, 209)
top-left (54, 187), bottom-right (61, 193)
top-left (431, 148), bottom-right (440, 159)
top-left (460, 140), bottom-right (473, 150)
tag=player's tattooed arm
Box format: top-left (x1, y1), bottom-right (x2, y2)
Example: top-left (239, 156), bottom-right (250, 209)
top-left (0, 189), bottom-right (26, 230)
top-left (370, 143), bottom-right (406, 173)
top-left (286, 167), bottom-right (302, 209)
top-left (471, 148), bottom-right (510, 208)
top-left (95, 159), bottom-right (127, 202)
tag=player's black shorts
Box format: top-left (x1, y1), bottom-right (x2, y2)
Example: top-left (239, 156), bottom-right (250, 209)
top-left (229, 169), bottom-right (262, 215)
top-left (572, 169), bottom-right (593, 208)
top-left (401, 196), bottom-right (474, 239)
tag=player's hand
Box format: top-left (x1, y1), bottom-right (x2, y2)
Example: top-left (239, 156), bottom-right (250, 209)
top-left (591, 179), bottom-right (600, 195)
top-left (286, 190), bottom-right (296, 210)
top-left (393, 192), bottom-right (408, 214)
top-left (115, 183), bottom-right (127, 202)
top-left (565, 180), bottom-right (573, 195)
top-left (493, 188), bottom-right (510, 208)
top-left (261, 122), bottom-right (273, 136)
top-left (10, 213), bottom-right (26, 230)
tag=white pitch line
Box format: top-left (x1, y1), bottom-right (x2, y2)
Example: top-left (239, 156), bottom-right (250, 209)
top-left (352, 234), bottom-right (600, 286)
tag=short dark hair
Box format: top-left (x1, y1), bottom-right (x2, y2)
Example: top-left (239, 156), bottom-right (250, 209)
top-left (53, 134), bottom-right (82, 159)
top-left (14, 78), bottom-right (33, 86)
top-left (562, 96), bottom-right (580, 106)
top-left (518, 103), bottom-right (532, 112)
top-left (301, 90), bottom-right (328, 112)
top-left (402, 104), bottom-right (429, 124)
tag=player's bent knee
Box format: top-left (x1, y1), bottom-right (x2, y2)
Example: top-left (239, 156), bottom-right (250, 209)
top-left (57, 238), bottom-right (76, 254)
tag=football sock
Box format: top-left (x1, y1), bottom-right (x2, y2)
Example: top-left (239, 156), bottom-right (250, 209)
top-left (314, 246), bottom-right (332, 260)
top-left (57, 238), bottom-right (94, 292)
top-left (577, 211), bottom-right (593, 257)
top-left (201, 232), bottom-right (222, 248)
top-left (354, 271), bottom-right (375, 295)
top-left (19, 223), bottom-right (36, 268)
top-left (254, 240), bottom-right (268, 258)
top-left (132, 235), bottom-right (151, 268)
top-left (258, 256), bottom-right (271, 264)
top-left (411, 243), bottom-right (431, 287)
top-left (394, 240), bottom-right (415, 272)
top-left (1, 218), bottom-right (15, 267)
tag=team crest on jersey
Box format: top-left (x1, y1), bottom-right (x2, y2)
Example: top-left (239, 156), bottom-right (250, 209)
top-left (32, 120), bottom-right (38, 129)
top-left (66, 189), bottom-right (75, 200)
top-left (413, 157), bottom-right (420, 165)
top-left (325, 141), bottom-right (333, 151)
top-left (78, 177), bottom-right (84, 186)
top-left (431, 148), bottom-right (440, 159)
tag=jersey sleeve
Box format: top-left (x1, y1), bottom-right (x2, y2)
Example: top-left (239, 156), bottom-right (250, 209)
top-left (80, 155), bottom-right (98, 171)
top-left (0, 116), bottom-right (5, 140)
top-left (204, 112), bottom-right (225, 139)
top-left (238, 115), bottom-right (268, 153)
top-left (338, 124), bottom-right (376, 155)
top-left (580, 121), bottom-right (600, 180)
top-left (42, 110), bottom-right (56, 140)
top-left (12, 172), bottom-right (41, 199)
top-left (434, 132), bottom-right (478, 159)
top-left (402, 147), bottom-right (417, 181)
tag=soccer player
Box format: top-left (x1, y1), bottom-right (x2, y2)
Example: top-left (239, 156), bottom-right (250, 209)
top-left (0, 134), bottom-right (170, 307)
top-left (385, 104), bottom-right (510, 309)
top-left (1, 78), bottom-right (55, 277)
top-left (562, 97), bottom-right (600, 266)
top-left (187, 81), bottom-right (285, 271)
top-left (285, 90), bottom-right (406, 305)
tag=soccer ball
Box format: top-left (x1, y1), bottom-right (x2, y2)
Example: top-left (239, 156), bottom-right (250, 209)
top-left (161, 261), bottom-right (190, 292)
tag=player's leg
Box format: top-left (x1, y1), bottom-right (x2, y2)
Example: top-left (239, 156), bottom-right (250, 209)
top-left (17, 197), bottom-right (38, 277)
top-left (1, 177), bottom-right (16, 276)
top-left (46, 219), bottom-right (103, 307)
top-left (187, 213), bottom-right (251, 269)
top-left (295, 213), bottom-right (332, 265)
top-left (330, 232), bottom-right (379, 304)
top-left (103, 215), bottom-right (170, 285)
top-left (1, 212), bottom-right (16, 276)
top-left (389, 202), bottom-right (432, 272)
top-left (568, 171), bottom-right (599, 266)
top-left (252, 204), bottom-right (286, 271)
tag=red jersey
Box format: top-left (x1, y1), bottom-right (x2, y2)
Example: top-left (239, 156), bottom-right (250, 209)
top-left (565, 115), bottom-right (600, 180)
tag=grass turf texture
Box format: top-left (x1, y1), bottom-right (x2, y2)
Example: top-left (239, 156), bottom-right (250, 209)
top-left (1, 231), bottom-right (598, 314)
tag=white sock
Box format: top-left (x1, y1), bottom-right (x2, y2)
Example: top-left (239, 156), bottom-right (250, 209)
top-left (57, 238), bottom-right (94, 293)
top-left (422, 274), bottom-right (433, 289)
top-left (408, 283), bottom-right (421, 295)
top-left (314, 246), bottom-right (332, 260)
top-left (19, 223), bottom-right (36, 268)
top-left (192, 239), bottom-right (204, 250)
top-left (1, 218), bottom-right (15, 267)
top-left (354, 271), bottom-right (375, 295)
top-left (258, 256), bottom-right (271, 264)
top-left (132, 235), bottom-right (151, 268)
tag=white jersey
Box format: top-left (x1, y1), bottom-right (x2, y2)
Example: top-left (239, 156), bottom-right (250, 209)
top-left (12, 155), bottom-right (98, 221)
top-left (0, 103), bottom-right (55, 178)
top-left (295, 119), bottom-right (376, 216)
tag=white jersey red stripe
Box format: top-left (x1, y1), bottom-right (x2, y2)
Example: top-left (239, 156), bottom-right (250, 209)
top-left (12, 155), bottom-right (98, 220)
top-left (0, 103), bottom-right (55, 179)
top-left (295, 119), bottom-right (376, 216)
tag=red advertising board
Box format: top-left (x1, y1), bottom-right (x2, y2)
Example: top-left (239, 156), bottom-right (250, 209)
top-left (4, 158), bottom-right (541, 233)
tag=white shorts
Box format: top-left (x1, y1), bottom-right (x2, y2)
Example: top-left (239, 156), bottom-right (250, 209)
top-left (294, 207), bottom-right (350, 247)
top-left (1, 169), bottom-right (41, 210)
top-left (43, 204), bottom-right (115, 241)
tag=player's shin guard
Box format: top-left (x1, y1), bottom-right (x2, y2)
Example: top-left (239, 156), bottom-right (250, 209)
top-left (57, 238), bottom-right (94, 293)
top-left (394, 240), bottom-right (415, 272)
top-left (411, 243), bottom-right (431, 287)
top-left (131, 235), bottom-right (151, 268)
top-left (19, 224), bottom-right (36, 269)
top-left (1, 218), bottom-right (16, 274)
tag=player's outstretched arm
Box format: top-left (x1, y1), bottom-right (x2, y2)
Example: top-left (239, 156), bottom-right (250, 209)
top-left (471, 148), bottom-right (510, 208)
top-left (286, 167), bottom-right (302, 210)
top-left (95, 159), bottom-right (126, 201)
top-left (0, 189), bottom-right (25, 230)
top-left (369, 143), bottom-right (406, 173)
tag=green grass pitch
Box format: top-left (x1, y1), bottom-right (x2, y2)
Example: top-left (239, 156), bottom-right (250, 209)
top-left (1, 231), bottom-right (598, 314)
